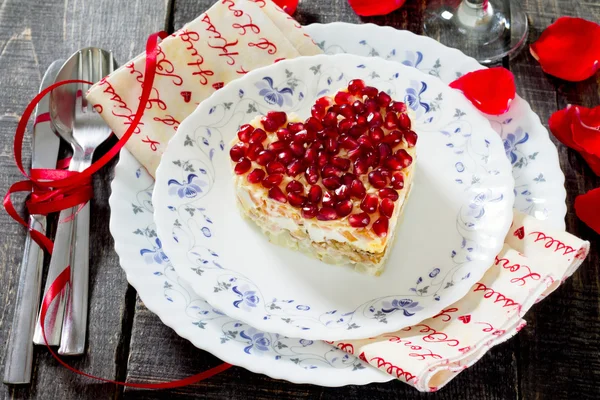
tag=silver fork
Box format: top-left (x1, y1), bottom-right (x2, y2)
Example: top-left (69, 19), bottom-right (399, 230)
top-left (33, 48), bottom-right (115, 354)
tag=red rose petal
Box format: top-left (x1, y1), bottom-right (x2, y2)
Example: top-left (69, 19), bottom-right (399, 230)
top-left (449, 67), bottom-right (516, 115)
top-left (548, 106), bottom-right (583, 151)
top-left (575, 188), bottom-right (600, 234)
top-left (530, 17), bottom-right (600, 82)
top-left (347, 0), bottom-right (406, 16)
top-left (570, 105), bottom-right (600, 157)
top-left (273, 0), bottom-right (299, 15)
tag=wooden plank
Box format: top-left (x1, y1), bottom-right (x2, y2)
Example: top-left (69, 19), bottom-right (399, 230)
top-left (123, 1), bottom-right (518, 398)
top-left (0, 1), bottom-right (169, 399)
top-left (509, 1), bottom-right (600, 399)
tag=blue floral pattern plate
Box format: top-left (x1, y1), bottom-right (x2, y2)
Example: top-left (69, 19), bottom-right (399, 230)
top-left (152, 54), bottom-right (515, 341)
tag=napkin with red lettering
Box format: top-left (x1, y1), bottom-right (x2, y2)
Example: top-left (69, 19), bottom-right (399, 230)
top-left (87, 0), bottom-right (322, 177)
top-left (332, 211), bottom-right (589, 392)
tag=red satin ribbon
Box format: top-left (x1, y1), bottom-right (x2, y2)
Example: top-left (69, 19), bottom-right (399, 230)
top-left (4, 31), bottom-right (231, 388)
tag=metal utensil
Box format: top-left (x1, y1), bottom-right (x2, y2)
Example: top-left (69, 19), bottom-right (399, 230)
top-left (3, 60), bottom-right (63, 384)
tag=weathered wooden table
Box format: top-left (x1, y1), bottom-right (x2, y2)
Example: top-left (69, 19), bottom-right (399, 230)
top-left (1, 0), bottom-right (598, 398)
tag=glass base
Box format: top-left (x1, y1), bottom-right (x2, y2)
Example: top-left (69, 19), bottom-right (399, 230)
top-left (423, 0), bottom-right (529, 65)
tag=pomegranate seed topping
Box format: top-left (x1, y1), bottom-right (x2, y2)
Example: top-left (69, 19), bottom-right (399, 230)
top-left (378, 143), bottom-right (392, 159)
top-left (334, 184), bottom-right (350, 201)
top-left (383, 155), bottom-right (404, 171)
top-left (276, 128), bottom-right (292, 142)
top-left (398, 113), bottom-right (411, 130)
top-left (372, 216), bottom-right (389, 237)
top-left (304, 147), bottom-right (318, 164)
top-left (350, 179), bottom-right (367, 198)
top-left (340, 136), bottom-right (359, 150)
top-left (322, 191), bottom-right (334, 207)
top-left (362, 86), bottom-right (378, 99)
top-left (269, 186), bottom-right (287, 203)
top-left (334, 91), bottom-right (352, 105)
top-left (368, 170), bottom-right (387, 188)
top-left (277, 149), bottom-right (293, 165)
top-left (261, 117), bottom-right (278, 133)
top-left (311, 103), bottom-right (326, 120)
top-left (380, 198), bottom-right (395, 218)
top-left (322, 164), bottom-right (342, 178)
top-left (293, 129), bottom-right (310, 143)
top-left (246, 143), bottom-right (263, 161)
top-left (338, 118), bottom-right (354, 134)
top-left (349, 212), bottom-right (370, 228)
top-left (316, 96), bottom-right (332, 107)
top-left (305, 116), bottom-right (323, 133)
top-left (317, 207), bottom-right (338, 221)
top-left (267, 141), bottom-right (287, 153)
top-left (335, 200), bottom-right (353, 217)
top-left (369, 127), bottom-right (384, 142)
top-left (384, 112), bottom-right (398, 130)
top-left (305, 165), bottom-right (319, 184)
top-left (366, 111), bottom-right (383, 128)
top-left (352, 100), bottom-right (366, 114)
top-left (325, 137), bottom-right (339, 154)
top-left (379, 188), bottom-right (399, 201)
top-left (321, 127), bottom-right (337, 140)
top-left (287, 192), bottom-right (306, 208)
top-left (247, 168), bottom-right (265, 184)
top-left (366, 151), bottom-right (379, 168)
top-left (388, 101), bottom-right (407, 113)
top-left (365, 99), bottom-right (379, 113)
top-left (342, 172), bottom-right (357, 186)
top-left (347, 146), bottom-right (363, 161)
top-left (266, 161), bottom-right (285, 174)
top-left (348, 124), bottom-right (366, 139)
top-left (376, 91), bottom-right (392, 107)
top-left (353, 158), bottom-right (368, 175)
top-left (360, 194), bottom-right (379, 213)
top-left (289, 141), bottom-right (305, 157)
top-left (357, 135), bottom-right (374, 149)
top-left (331, 156), bottom-right (351, 171)
top-left (322, 176), bottom-right (342, 190)
top-left (237, 124), bottom-right (254, 142)
top-left (302, 204), bottom-right (318, 219)
top-left (382, 131), bottom-right (402, 146)
top-left (378, 168), bottom-right (391, 179)
top-left (286, 159), bottom-right (304, 177)
top-left (249, 128), bottom-right (267, 144)
top-left (286, 180), bottom-right (304, 194)
top-left (317, 151), bottom-right (329, 168)
top-left (261, 111), bottom-right (287, 132)
top-left (262, 173), bottom-right (283, 189)
top-left (288, 122), bottom-right (305, 133)
top-left (229, 142), bottom-right (247, 162)
top-left (308, 185), bottom-right (323, 203)
top-left (338, 104), bottom-right (354, 119)
top-left (396, 149), bottom-right (413, 168)
top-left (256, 150), bottom-right (275, 166)
top-left (348, 79), bottom-right (365, 95)
top-left (404, 130), bottom-right (418, 147)
top-left (355, 114), bottom-right (368, 127)
top-left (391, 172), bottom-right (404, 189)
top-left (322, 111), bottom-right (338, 128)
top-left (234, 158), bottom-right (251, 175)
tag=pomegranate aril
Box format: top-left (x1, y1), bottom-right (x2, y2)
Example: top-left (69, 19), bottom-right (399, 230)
top-left (290, 141), bottom-right (305, 157)
top-left (262, 173), bottom-right (283, 188)
top-left (390, 172), bottom-right (405, 190)
top-left (334, 184), bottom-right (350, 201)
top-left (396, 149), bottom-right (413, 168)
top-left (384, 112), bottom-right (398, 130)
top-left (305, 116), bottom-right (323, 133)
top-left (347, 146), bottom-right (363, 160)
top-left (308, 185), bottom-right (323, 203)
top-left (388, 101), bottom-right (407, 113)
top-left (247, 168), bottom-right (265, 184)
top-left (397, 113), bottom-right (411, 130)
top-left (382, 131), bottom-right (402, 146)
top-left (380, 198), bottom-right (395, 218)
top-left (350, 179), bottom-right (366, 198)
top-left (305, 166), bottom-right (319, 185)
top-left (368, 170), bottom-right (387, 188)
top-left (237, 124), bottom-right (254, 142)
top-left (247, 143), bottom-right (263, 161)
top-left (268, 186), bottom-right (287, 203)
top-left (338, 118), bottom-right (354, 134)
top-left (288, 122), bottom-right (305, 133)
top-left (304, 147), bottom-right (318, 164)
top-left (338, 104), bottom-right (354, 119)
top-left (323, 111), bottom-right (338, 127)
top-left (322, 191), bottom-right (334, 207)
top-left (234, 157), bottom-right (251, 175)
top-left (277, 149), bottom-right (293, 165)
top-left (316, 96), bottom-right (332, 107)
top-left (369, 127), bottom-right (384, 142)
top-left (348, 124), bottom-right (367, 138)
top-left (372, 216), bottom-right (389, 237)
top-left (378, 142), bottom-right (392, 159)
top-left (317, 207), bottom-right (338, 221)
top-left (376, 91), bottom-right (392, 107)
top-left (317, 151), bottom-right (329, 168)
top-left (276, 128), bottom-right (292, 142)
top-left (302, 204), bottom-right (318, 219)
top-left (334, 91), bottom-right (352, 105)
top-left (352, 100), bottom-right (365, 114)
top-left (378, 168), bottom-right (391, 179)
top-left (322, 176), bottom-right (342, 190)
top-left (287, 193), bottom-right (306, 208)
top-left (365, 99), bottom-right (379, 113)
top-left (325, 137), bottom-right (339, 154)
top-left (404, 130), bottom-right (418, 147)
top-left (379, 188), bottom-right (399, 201)
top-left (342, 172), bottom-right (357, 186)
top-left (357, 135), bottom-right (375, 150)
top-left (366, 151), bottom-right (379, 168)
top-left (311, 103), bottom-right (326, 120)
top-left (353, 158), bottom-right (368, 175)
top-left (321, 164), bottom-right (342, 178)
top-left (267, 161), bottom-right (285, 174)
top-left (349, 212), bottom-right (370, 228)
top-left (383, 155), bottom-right (403, 171)
top-left (366, 111), bottom-right (383, 128)
top-left (362, 86), bottom-right (378, 99)
top-left (335, 200), bottom-right (353, 217)
top-left (331, 156), bottom-right (351, 171)
top-left (257, 150), bottom-right (276, 166)
top-left (262, 111), bottom-right (287, 132)
top-left (348, 79), bottom-right (365, 95)
top-left (340, 136), bottom-right (359, 150)
top-left (286, 159), bottom-right (304, 177)
top-left (267, 141), bottom-right (287, 153)
top-left (360, 194), bottom-right (379, 213)
top-left (286, 180), bottom-right (304, 194)
top-left (230, 142), bottom-right (247, 162)
top-left (249, 129), bottom-right (267, 144)
top-left (293, 129), bottom-right (310, 143)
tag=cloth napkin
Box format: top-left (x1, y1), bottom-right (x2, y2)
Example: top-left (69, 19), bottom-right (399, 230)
top-left (332, 211), bottom-right (590, 392)
top-left (86, 0), bottom-right (322, 177)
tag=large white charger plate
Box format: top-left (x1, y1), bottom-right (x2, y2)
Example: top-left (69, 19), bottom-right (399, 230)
top-left (109, 24), bottom-right (566, 386)
top-left (152, 53), bottom-right (515, 340)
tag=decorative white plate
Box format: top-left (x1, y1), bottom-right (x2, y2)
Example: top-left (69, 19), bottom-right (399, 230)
top-left (110, 24), bottom-right (566, 385)
top-left (152, 53), bottom-right (515, 340)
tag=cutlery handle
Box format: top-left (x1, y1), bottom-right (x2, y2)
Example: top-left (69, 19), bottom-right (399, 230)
top-left (33, 207), bottom-right (76, 346)
top-left (3, 215), bottom-right (46, 384)
top-left (58, 200), bottom-right (89, 355)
